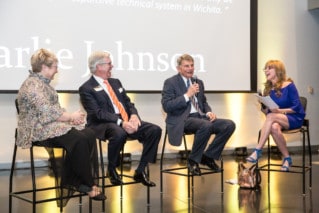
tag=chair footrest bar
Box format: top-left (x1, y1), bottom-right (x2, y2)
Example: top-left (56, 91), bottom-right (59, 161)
top-left (10, 191), bottom-right (85, 204)
top-left (161, 167), bottom-right (223, 176)
top-left (258, 163), bottom-right (311, 174)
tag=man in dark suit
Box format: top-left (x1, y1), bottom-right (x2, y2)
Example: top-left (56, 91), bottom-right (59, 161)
top-left (161, 54), bottom-right (235, 176)
top-left (79, 51), bottom-right (161, 187)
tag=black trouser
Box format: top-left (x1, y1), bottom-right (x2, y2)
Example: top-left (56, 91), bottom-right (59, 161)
top-left (104, 121), bottom-right (162, 170)
top-left (34, 128), bottom-right (99, 191)
top-left (184, 115), bottom-right (236, 163)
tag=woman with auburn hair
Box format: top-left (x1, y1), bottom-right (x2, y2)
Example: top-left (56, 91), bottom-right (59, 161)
top-left (246, 60), bottom-right (305, 171)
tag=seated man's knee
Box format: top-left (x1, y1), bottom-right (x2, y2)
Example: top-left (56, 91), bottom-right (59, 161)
top-left (227, 120), bottom-right (236, 132)
top-left (108, 128), bottom-right (127, 143)
top-left (218, 119), bottom-right (235, 133)
top-left (152, 125), bottom-right (162, 137)
top-left (115, 132), bottom-right (127, 142)
top-left (200, 122), bottom-right (212, 132)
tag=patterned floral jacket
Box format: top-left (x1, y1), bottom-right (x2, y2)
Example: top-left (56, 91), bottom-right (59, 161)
top-left (16, 71), bottom-right (83, 148)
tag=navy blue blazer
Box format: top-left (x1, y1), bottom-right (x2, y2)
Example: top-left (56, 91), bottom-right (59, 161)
top-left (79, 76), bottom-right (138, 140)
top-left (161, 74), bottom-right (212, 146)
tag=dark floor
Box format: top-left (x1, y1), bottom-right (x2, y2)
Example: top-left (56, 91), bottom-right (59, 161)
top-left (2, 153), bottom-right (319, 213)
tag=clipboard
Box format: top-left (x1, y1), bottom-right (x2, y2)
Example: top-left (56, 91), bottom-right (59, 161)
top-left (255, 94), bottom-right (279, 110)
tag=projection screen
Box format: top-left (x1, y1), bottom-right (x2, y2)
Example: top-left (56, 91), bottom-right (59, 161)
top-left (0, 0), bottom-right (257, 92)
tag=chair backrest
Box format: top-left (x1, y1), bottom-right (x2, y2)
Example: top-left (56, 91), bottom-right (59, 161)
top-left (299, 96), bottom-right (307, 112)
top-left (15, 99), bottom-right (19, 114)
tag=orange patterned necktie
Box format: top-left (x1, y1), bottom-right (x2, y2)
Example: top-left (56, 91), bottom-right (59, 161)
top-left (103, 80), bottom-right (128, 121)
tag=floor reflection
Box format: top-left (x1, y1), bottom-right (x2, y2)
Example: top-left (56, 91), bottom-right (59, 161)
top-left (2, 154), bottom-right (318, 212)
top-left (237, 187), bottom-right (261, 212)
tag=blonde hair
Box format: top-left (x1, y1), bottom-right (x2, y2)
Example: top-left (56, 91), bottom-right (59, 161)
top-left (30, 48), bottom-right (58, 73)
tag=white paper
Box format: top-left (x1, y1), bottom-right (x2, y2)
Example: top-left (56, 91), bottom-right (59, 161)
top-left (255, 94), bottom-right (279, 110)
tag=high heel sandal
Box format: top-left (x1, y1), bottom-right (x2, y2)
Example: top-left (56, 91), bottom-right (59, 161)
top-left (246, 148), bottom-right (262, 163)
top-left (281, 156), bottom-right (292, 172)
top-left (87, 185), bottom-right (106, 201)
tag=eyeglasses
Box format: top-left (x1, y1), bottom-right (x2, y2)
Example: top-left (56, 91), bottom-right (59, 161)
top-left (263, 66), bottom-right (274, 71)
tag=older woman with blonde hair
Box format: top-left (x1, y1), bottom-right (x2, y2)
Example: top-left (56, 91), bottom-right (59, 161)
top-left (246, 60), bottom-right (305, 171)
top-left (17, 48), bottom-right (106, 200)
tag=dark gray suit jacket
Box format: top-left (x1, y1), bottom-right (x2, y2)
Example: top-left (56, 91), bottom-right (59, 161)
top-left (161, 74), bottom-right (212, 146)
top-left (79, 76), bottom-right (138, 140)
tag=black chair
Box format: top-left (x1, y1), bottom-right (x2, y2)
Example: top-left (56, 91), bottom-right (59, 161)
top-left (160, 129), bottom-right (224, 199)
top-left (9, 100), bottom-right (86, 213)
top-left (94, 138), bottom-right (151, 212)
top-left (257, 96), bottom-right (312, 195)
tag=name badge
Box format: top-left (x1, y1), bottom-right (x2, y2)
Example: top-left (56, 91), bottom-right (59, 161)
top-left (94, 86), bottom-right (103, 91)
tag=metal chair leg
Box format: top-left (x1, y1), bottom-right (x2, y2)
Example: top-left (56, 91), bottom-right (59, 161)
top-left (9, 144), bottom-right (18, 213)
